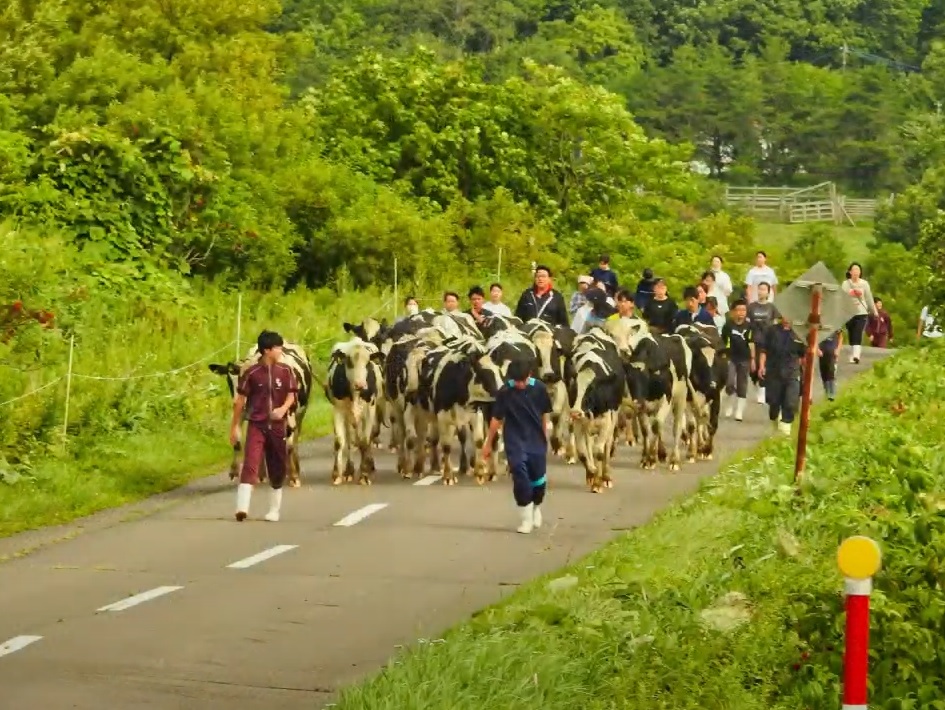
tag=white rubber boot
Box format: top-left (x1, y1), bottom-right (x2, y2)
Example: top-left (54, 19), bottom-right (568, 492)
top-left (778, 421), bottom-right (792, 436)
top-left (734, 397), bottom-right (747, 422)
top-left (852, 344), bottom-right (862, 364)
top-left (517, 503), bottom-right (534, 534)
top-left (235, 483), bottom-right (253, 522)
top-left (724, 396), bottom-right (735, 418)
top-left (532, 504), bottom-right (543, 529)
top-left (756, 386), bottom-right (766, 404)
top-left (264, 487), bottom-right (283, 522)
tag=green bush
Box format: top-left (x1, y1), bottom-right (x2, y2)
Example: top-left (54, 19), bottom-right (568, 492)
top-left (334, 341), bottom-right (945, 710)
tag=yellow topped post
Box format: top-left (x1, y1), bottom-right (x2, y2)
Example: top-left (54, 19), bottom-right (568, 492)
top-left (837, 535), bottom-right (883, 580)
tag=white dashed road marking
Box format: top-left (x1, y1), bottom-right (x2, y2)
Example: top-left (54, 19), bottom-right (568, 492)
top-left (97, 585), bottom-right (184, 613)
top-left (333, 503), bottom-right (389, 527)
top-left (0, 636), bottom-right (42, 659)
top-left (413, 475), bottom-right (442, 486)
top-left (227, 544), bottom-right (298, 570)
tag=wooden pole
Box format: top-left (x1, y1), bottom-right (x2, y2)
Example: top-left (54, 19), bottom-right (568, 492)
top-left (62, 334), bottom-right (75, 448)
top-left (393, 257), bottom-right (398, 323)
top-left (794, 284), bottom-right (822, 483)
top-left (235, 292), bottom-right (242, 360)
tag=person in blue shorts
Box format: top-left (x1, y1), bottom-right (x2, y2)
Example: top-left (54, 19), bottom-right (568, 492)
top-left (481, 359), bottom-right (553, 534)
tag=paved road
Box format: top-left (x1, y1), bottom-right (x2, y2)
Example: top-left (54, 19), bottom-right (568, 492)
top-left (0, 347), bottom-right (891, 709)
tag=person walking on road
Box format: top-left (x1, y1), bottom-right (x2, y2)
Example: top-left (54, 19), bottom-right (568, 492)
top-left (514, 265), bottom-right (570, 326)
top-left (744, 251), bottom-right (779, 303)
top-left (709, 255), bottom-right (734, 312)
top-left (231, 330), bottom-right (299, 523)
top-left (642, 278), bottom-right (677, 334)
top-left (866, 297), bottom-right (892, 348)
top-left (672, 286), bottom-right (716, 330)
top-left (747, 282), bottom-right (779, 404)
top-left (634, 268), bottom-right (657, 311)
top-left (722, 298), bottom-right (754, 422)
top-left (481, 359), bottom-right (553, 534)
top-left (758, 315), bottom-right (806, 436)
top-left (818, 328), bottom-right (843, 401)
top-left (590, 254), bottom-right (618, 298)
top-left (841, 262), bottom-right (878, 364)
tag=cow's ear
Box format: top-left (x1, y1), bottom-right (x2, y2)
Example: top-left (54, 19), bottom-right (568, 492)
top-left (331, 350), bottom-right (346, 362)
top-left (342, 322), bottom-right (355, 333)
top-left (379, 318), bottom-right (389, 329)
top-left (227, 363), bottom-right (240, 376)
top-left (208, 363), bottom-right (227, 375)
top-left (369, 350), bottom-right (384, 362)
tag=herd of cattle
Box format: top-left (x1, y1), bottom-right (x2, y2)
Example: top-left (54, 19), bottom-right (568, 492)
top-left (208, 310), bottom-right (730, 494)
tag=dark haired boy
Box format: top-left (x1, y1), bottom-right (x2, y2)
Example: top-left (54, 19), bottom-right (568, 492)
top-left (818, 328), bottom-right (843, 401)
top-left (481, 359), bottom-right (553, 534)
top-left (231, 330), bottom-right (299, 522)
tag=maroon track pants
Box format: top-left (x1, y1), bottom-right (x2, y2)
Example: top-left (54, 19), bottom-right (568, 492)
top-left (240, 422), bottom-right (288, 489)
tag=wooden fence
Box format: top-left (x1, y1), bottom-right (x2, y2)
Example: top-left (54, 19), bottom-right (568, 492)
top-left (724, 182), bottom-right (891, 226)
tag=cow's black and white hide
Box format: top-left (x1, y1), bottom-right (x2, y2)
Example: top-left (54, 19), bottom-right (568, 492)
top-left (208, 342), bottom-right (313, 488)
top-left (603, 316), bottom-right (650, 448)
top-left (477, 313), bottom-right (526, 339)
top-left (466, 331), bottom-right (538, 483)
top-left (383, 334), bottom-right (434, 478)
top-left (416, 343), bottom-right (474, 485)
top-left (523, 319), bottom-right (578, 463)
top-left (675, 323), bottom-right (728, 462)
top-left (567, 331), bottom-right (625, 492)
top-left (433, 312), bottom-right (482, 340)
top-left (624, 333), bottom-right (692, 471)
top-left (325, 338), bottom-right (385, 485)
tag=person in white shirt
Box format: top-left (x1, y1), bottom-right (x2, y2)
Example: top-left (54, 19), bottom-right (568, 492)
top-left (709, 255), bottom-right (734, 309)
top-left (918, 305), bottom-right (943, 339)
top-left (483, 282), bottom-right (512, 317)
top-left (744, 251), bottom-right (778, 303)
top-left (702, 270), bottom-right (728, 314)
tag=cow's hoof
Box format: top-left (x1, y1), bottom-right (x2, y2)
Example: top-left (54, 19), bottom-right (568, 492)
top-left (289, 479), bottom-right (301, 489)
top-left (475, 476), bottom-right (485, 486)
top-left (591, 485), bottom-right (602, 494)
top-left (705, 453), bottom-right (714, 461)
top-left (331, 478), bottom-right (342, 486)
top-left (604, 480), bottom-right (613, 488)
top-left (688, 457), bottom-right (696, 463)
top-left (669, 463), bottom-right (680, 472)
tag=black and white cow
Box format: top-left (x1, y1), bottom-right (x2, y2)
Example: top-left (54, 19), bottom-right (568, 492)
top-left (383, 333), bottom-right (436, 479)
top-left (467, 330), bottom-right (538, 483)
top-left (325, 338), bottom-right (385, 485)
top-left (523, 319), bottom-right (578, 462)
top-left (416, 341), bottom-right (476, 485)
top-left (624, 332), bottom-right (692, 471)
top-left (567, 330), bottom-right (626, 492)
top-left (603, 316), bottom-right (650, 449)
top-left (675, 323), bottom-right (728, 462)
top-left (208, 342), bottom-right (313, 488)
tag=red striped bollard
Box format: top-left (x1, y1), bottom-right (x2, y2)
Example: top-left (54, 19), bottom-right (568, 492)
top-left (837, 536), bottom-right (882, 710)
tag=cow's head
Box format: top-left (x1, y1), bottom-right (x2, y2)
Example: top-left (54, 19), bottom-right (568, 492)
top-left (208, 362), bottom-right (241, 398)
top-left (624, 335), bottom-right (667, 402)
top-left (679, 328), bottom-right (723, 396)
top-left (469, 350), bottom-right (504, 399)
top-left (331, 340), bottom-right (383, 392)
top-left (529, 328), bottom-right (562, 384)
top-left (343, 318), bottom-right (391, 351)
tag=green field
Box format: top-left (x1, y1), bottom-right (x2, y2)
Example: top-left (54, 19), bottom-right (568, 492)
top-left (334, 341), bottom-right (945, 709)
top-left (755, 221), bottom-right (875, 264)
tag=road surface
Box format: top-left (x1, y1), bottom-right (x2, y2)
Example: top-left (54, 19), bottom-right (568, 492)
top-left (0, 347), bottom-right (891, 709)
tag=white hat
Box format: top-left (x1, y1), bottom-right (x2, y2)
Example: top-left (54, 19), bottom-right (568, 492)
top-left (577, 275), bottom-right (593, 285)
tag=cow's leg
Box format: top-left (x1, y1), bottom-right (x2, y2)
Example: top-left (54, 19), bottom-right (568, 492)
top-left (668, 386), bottom-right (688, 471)
top-left (437, 411), bottom-right (458, 485)
top-left (358, 402), bottom-right (378, 485)
top-left (550, 383), bottom-right (568, 456)
top-left (572, 419), bottom-right (596, 489)
top-left (458, 419), bottom-right (471, 478)
top-left (471, 408), bottom-right (489, 484)
top-left (638, 411), bottom-right (652, 469)
top-left (407, 405), bottom-right (427, 477)
top-left (392, 403), bottom-right (409, 478)
top-left (600, 410), bottom-right (619, 489)
top-left (331, 407), bottom-right (348, 485)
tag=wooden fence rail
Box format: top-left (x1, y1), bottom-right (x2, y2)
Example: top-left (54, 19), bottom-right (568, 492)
top-left (723, 182), bottom-right (890, 226)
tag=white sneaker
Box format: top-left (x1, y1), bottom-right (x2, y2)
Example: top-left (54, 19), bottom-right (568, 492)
top-left (734, 397), bottom-right (747, 422)
top-left (532, 505), bottom-right (543, 529)
top-left (517, 503), bottom-right (534, 534)
top-left (235, 483), bottom-right (253, 522)
top-left (724, 397), bottom-right (735, 418)
top-left (778, 421), bottom-right (792, 436)
top-left (264, 487), bottom-right (282, 522)
top-left (756, 387), bottom-right (766, 404)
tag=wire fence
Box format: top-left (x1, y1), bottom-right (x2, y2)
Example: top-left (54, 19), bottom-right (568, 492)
top-left (0, 246), bottom-right (520, 443)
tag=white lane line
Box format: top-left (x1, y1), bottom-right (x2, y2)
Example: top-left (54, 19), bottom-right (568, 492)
top-left (414, 475), bottom-right (442, 486)
top-left (227, 544), bottom-right (298, 570)
top-left (333, 503), bottom-right (389, 527)
top-left (96, 585), bottom-right (184, 613)
top-left (0, 635), bottom-right (42, 659)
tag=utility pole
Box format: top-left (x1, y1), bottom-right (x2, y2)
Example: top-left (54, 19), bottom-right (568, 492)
top-left (842, 43), bottom-right (848, 71)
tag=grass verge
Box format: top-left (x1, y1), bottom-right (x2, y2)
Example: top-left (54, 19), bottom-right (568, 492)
top-left (757, 221), bottom-right (874, 263)
top-left (334, 340), bottom-right (945, 710)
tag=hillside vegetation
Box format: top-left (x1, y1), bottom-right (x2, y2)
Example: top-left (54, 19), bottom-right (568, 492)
top-left (0, 0), bottom-right (938, 536)
top-left (335, 341), bottom-right (945, 710)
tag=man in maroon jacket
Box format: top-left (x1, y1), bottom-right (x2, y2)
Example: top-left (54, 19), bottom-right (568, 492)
top-left (866, 297), bottom-right (893, 348)
top-left (230, 330), bottom-right (299, 522)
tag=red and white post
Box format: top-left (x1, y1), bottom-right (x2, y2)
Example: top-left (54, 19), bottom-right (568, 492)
top-left (837, 536), bottom-right (882, 710)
